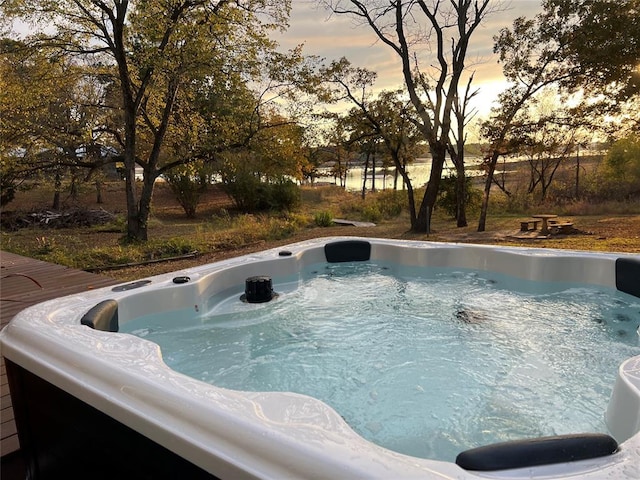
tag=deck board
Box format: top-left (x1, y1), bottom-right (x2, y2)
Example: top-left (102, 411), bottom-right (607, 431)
top-left (0, 251), bottom-right (118, 458)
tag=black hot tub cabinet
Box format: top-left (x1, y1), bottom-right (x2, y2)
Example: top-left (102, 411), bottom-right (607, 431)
top-left (2, 238), bottom-right (639, 479)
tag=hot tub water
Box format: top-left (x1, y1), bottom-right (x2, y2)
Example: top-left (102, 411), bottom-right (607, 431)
top-left (123, 262), bottom-right (640, 462)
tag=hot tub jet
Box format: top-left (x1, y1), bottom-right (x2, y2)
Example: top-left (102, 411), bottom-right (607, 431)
top-left (241, 275), bottom-right (277, 303)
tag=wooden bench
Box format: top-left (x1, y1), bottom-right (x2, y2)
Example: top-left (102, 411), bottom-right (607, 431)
top-left (520, 219), bottom-right (542, 232)
top-left (550, 222), bottom-right (574, 234)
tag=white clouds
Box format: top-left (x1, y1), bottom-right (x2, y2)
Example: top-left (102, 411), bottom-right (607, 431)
top-left (275, 0), bottom-right (544, 114)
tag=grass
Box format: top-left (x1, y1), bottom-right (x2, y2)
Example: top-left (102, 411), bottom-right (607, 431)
top-left (2, 180), bottom-right (639, 281)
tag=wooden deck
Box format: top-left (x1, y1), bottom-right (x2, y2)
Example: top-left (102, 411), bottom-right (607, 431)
top-left (1, 251), bottom-right (118, 458)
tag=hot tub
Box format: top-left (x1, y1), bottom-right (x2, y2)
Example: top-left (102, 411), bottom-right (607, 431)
top-left (2, 237), bottom-right (639, 479)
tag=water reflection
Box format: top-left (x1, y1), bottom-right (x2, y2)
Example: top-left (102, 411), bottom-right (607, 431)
top-left (315, 156), bottom-right (484, 191)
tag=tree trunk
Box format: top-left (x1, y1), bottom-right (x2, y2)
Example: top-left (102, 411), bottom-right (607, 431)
top-left (399, 167), bottom-right (417, 229)
top-left (575, 147), bottom-right (580, 198)
top-left (449, 146), bottom-right (468, 228)
top-left (478, 152), bottom-right (499, 232)
top-left (542, 157), bottom-right (562, 202)
top-left (52, 191), bottom-right (60, 211)
top-left (123, 132), bottom-right (143, 241)
top-left (371, 154), bottom-right (376, 192)
top-left (136, 171), bottom-right (156, 241)
top-left (95, 179), bottom-right (103, 204)
top-left (70, 172), bottom-right (79, 200)
top-left (122, 88), bottom-right (144, 241)
top-left (455, 165), bottom-right (468, 227)
top-left (343, 159), bottom-right (349, 188)
top-left (52, 170), bottom-right (62, 210)
top-left (388, 150), bottom-right (417, 228)
top-left (361, 152), bottom-right (370, 199)
top-left (124, 167), bottom-right (142, 241)
top-left (406, 183), bottom-right (418, 230)
top-left (412, 145), bottom-right (447, 233)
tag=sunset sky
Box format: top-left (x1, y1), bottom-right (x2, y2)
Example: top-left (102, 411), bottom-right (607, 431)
top-left (274, 0), bottom-right (544, 115)
top-left (8, 1), bottom-right (545, 115)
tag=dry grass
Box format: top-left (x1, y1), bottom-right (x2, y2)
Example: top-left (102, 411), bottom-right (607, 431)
top-left (2, 179), bottom-right (639, 282)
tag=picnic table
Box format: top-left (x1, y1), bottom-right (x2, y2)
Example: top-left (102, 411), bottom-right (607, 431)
top-left (520, 218), bottom-right (542, 232)
top-left (548, 219), bottom-right (575, 234)
top-left (532, 214), bottom-right (558, 235)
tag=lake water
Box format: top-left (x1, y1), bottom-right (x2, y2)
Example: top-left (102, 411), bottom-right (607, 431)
top-left (316, 156), bottom-right (485, 191)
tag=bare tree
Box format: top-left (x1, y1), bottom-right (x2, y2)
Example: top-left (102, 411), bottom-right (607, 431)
top-left (326, 0), bottom-right (495, 232)
top-left (447, 75), bottom-right (478, 227)
top-left (513, 92), bottom-right (589, 202)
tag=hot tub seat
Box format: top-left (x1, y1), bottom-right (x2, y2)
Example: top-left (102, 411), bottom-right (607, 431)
top-left (455, 433), bottom-right (619, 471)
top-left (80, 299), bottom-right (119, 332)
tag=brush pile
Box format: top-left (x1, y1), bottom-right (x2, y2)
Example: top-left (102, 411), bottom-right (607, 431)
top-left (1, 208), bottom-right (117, 231)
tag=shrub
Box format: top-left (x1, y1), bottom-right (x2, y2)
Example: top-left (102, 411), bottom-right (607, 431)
top-left (361, 204), bottom-right (382, 223)
top-left (314, 211), bottom-right (333, 227)
top-left (436, 175), bottom-right (482, 219)
top-left (209, 208), bottom-right (233, 228)
top-left (222, 174), bottom-right (301, 213)
top-left (605, 136), bottom-right (640, 182)
top-left (163, 162), bottom-right (210, 218)
top-left (222, 171), bottom-right (264, 211)
top-left (93, 215), bottom-right (127, 233)
top-left (374, 190), bottom-right (405, 218)
top-left (35, 236), bottom-right (55, 255)
top-left (266, 217), bottom-right (299, 240)
top-left (267, 178), bottom-right (301, 211)
top-left (285, 212), bottom-right (311, 228)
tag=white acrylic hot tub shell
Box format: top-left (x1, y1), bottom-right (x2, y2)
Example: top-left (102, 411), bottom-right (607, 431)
top-left (2, 237), bottom-right (639, 479)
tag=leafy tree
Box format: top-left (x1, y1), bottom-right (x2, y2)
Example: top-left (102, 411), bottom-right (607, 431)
top-left (245, 116), bottom-right (308, 182)
top-left (544, 0), bottom-right (640, 106)
top-left (584, 135), bottom-right (640, 202)
top-left (218, 156), bottom-right (301, 212)
top-left (479, 0), bottom-right (640, 231)
top-left (215, 111), bottom-right (307, 213)
top-left (606, 136), bottom-right (640, 179)
top-left (2, 0), bottom-right (291, 241)
top-left (321, 114), bottom-right (357, 188)
top-left (0, 154), bottom-right (32, 207)
top-left (351, 91), bottom-right (421, 224)
top-left (480, 15), bottom-right (580, 231)
top-left (325, 0), bottom-right (494, 232)
top-left (351, 137), bottom-right (384, 198)
top-left (320, 61), bottom-right (425, 230)
top-left (521, 126), bottom-right (576, 203)
top-left (0, 39), bottom-right (108, 208)
top-left (300, 145), bottom-right (325, 186)
top-left (359, 91), bottom-right (420, 194)
top-left (337, 103), bottom-right (388, 197)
